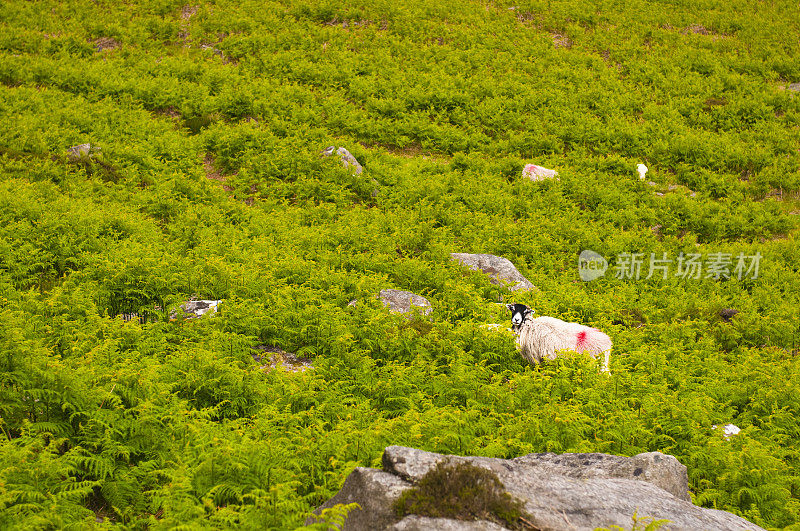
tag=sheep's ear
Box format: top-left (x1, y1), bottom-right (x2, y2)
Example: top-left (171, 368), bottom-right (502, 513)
top-left (506, 303), bottom-right (515, 311)
top-left (524, 308), bottom-right (534, 317)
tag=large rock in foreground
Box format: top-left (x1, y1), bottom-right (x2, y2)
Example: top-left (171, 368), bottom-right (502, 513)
top-left (310, 446), bottom-right (765, 531)
top-left (450, 253), bottom-right (534, 291)
top-left (389, 516), bottom-right (506, 530)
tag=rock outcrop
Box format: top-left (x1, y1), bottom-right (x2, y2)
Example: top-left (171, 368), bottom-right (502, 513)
top-left (322, 146), bottom-right (363, 174)
top-left (379, 289), bottom-right (433, 316)
top-left (67, 143), bottom-right (95, 159)
top-left (450, 253), bottom-right (534, 291)
top-left (314, 467), bottom-right (412, 530)
top-left (177, 300), bottom-right (221, 319)
top-left (310, 446), bottom-right (765, 531)
top-left (389, 516), bottom-right (506, 530)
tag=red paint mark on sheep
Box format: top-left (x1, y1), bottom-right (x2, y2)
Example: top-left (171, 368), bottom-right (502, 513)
top-left (576, 330), bottom-right (588, 352)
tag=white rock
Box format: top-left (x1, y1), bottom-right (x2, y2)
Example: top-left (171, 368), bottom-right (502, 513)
top-left (637, 163), bottom-right (648, 180)
top-left (712, 423), bottom-right (741, 440)
top-left (181, 300), bottom-right (221, 318)
top-left (322, 146), bottom-right (363, 175)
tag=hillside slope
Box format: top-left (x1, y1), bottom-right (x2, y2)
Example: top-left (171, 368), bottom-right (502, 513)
top-left (1, 0), bottom-right (799, 528)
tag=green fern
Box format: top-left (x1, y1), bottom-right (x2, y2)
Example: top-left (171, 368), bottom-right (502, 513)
top-left (298, 503), bottom-right (361, 531)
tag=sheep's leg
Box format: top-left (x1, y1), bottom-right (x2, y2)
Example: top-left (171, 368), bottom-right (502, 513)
top-left (601, 350), bottom-right (610, 373)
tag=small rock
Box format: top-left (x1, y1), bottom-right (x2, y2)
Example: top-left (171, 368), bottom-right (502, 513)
top-left (719, 308), bottom-right (739, 322)
top-left (655, 192), bottom-right (665, 196)
top-left (379, 289), bottom-right (432, 316)
top-left (253, 345), bottom-right (313, 373)
top-left (177, 299), bottom-right (221, 319)
top-left (713, 423), bottom-right (741, 439)
top-left (522, 163), bottom-right (558, 181)
top-left (647, 181), bottom-right (658, 187)
top-left (67, 143), bottom-right (94, 159)
top-left (347, 299), bottom-right (358, 307)
top-left (787, 82), bottom-right (800, 92)
top-left (651, 224), bottom-right (662, 239)
top-left (322, 146), bottom-right (363, 174)
top-left (450, 253), bottom-right (534, 291)
top-left (637, 163), bottom-right (648, 180)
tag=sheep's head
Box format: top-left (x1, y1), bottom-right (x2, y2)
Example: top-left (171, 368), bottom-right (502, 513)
top-left (506, 303), bottom-right (533, 331)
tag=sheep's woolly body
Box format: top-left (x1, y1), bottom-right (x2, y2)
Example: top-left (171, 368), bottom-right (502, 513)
top-left (516, 316), bottom-right (612, 372)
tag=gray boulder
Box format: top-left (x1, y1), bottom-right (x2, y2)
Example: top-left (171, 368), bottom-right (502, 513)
top-left (379, 289), bottom-right (432, 316)
top-left (389, 516), bottom-right (508, 530)
top-left (322, 145), bottom-right (363, 175)
top-left (310, 468), bottom-right (412, 530)
top-left (450, 253), bottom-right (534, 291)
top-left (509, 450), bottom-right (691, 502)
top-left (788, 82), bottom-right (800, 92)
top-left (66, 143), bottom-right (94, 159)
top-left (311, 446), bottom-right (765, 531)
top-left (175, 300), bottom-right (221, 319)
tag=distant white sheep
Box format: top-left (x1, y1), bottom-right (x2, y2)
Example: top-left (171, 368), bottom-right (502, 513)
top-left (522, 164), bottom-right (559, 181)
top-left (506, 303), bottom-right (612, 372)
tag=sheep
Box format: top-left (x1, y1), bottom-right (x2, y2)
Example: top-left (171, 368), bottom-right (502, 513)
top-left (506, 303), bottom-right (612, 372)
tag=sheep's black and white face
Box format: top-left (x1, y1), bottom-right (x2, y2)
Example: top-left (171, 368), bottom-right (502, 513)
top-left (506, 303), bottom-right (533, 329)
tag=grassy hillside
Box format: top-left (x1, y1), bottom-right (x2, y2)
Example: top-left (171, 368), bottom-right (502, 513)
top-left (1, 0), bottom-right (799, 528)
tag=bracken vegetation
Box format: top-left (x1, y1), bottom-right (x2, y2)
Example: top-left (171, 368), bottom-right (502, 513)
top-left (0, 0), bottom-right (799, 528)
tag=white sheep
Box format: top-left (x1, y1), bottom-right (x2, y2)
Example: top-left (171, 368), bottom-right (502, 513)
top-left (506, 303), bottom-right (612, 372)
